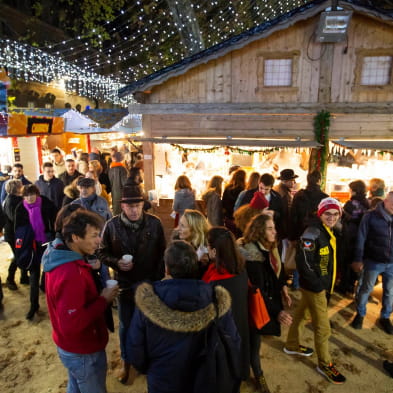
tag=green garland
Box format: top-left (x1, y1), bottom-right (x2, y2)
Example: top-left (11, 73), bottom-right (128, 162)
top-left (310, 110), bottom-right (330, 189)
top-left (170, 144), bottom-right (278, 155)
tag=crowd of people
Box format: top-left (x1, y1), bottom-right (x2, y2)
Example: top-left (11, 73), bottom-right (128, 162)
top-left (0, 151), bottom-right (393, 393)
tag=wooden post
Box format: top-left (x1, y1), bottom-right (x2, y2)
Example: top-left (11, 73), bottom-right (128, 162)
top-left (142, 114), bottom-right (155, 192)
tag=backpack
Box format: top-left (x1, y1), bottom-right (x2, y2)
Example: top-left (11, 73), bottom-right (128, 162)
top-left (192, 304), bottom-right (241, 393)
top-left (14, 224), bottom-right (38, 270)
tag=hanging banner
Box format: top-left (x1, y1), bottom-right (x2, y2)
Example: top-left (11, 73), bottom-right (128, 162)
top-left (6, 113), bottom-right (64, 136)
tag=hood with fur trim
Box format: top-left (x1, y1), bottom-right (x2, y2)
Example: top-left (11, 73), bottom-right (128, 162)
top-left (135, 280), bottom-right (231, 333)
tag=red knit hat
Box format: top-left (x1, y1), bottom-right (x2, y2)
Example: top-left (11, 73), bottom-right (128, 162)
top-left (317, 197), bottom-right (342, 217)
top-left (250, 192), bottom-right (269, 210)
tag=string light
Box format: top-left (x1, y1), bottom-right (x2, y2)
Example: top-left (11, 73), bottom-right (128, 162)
top-left (0, 0), bottom-right (311, 100)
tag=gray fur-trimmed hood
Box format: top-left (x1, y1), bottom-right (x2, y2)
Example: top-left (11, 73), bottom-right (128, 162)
top-left (237, 238), bottom-right (265, 262)
top-left (135, 281), bottom-right (231, 333)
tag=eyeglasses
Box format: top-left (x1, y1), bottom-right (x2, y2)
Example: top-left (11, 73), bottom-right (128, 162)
top-left (323, 212), bottom-right (340, 218)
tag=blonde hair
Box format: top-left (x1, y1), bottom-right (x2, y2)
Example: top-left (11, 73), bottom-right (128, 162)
top-left (88, 160), bottom-right (103, 175)
top-left (182, 209), bottom-right (209, 248)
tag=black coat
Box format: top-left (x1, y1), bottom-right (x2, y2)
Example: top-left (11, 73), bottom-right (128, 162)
top-left (97, 212), bottom-right (166, 289)
top-left (3, 194), bottom-right (23, 245)
top-left (238, 240), bottom-right (286, 336)
top-left (222, 186), bottom-right (243, 220)
top-left (126, 280), bottom-right (240, 393)
top-left (209, 270), bottom-right (250, 380)
top-left (288, 185), bottom-right (328, 241)
top-left (35, 175), bottom-right (65, 211)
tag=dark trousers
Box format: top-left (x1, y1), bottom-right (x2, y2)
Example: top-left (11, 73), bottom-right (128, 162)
top-left (118, 288), bottom-right (135, 360)
top-left (29, 244), bottom-right (45, 310)
top-left (250, 329), bottom-right (262, 377)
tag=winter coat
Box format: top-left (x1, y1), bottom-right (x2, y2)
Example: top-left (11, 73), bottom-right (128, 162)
top-left (3, 193), bottom-right (23, 245)
top-left (341, 197), bottom-right (369, 264)
top-left (126, 279), bottom-right (240, 393)
top-left (296, 220), bottom-right (337, 293)
top-left (173, 188), bottom-right (196, 217)
top-left (222, 186), bottom-right (243, 220)
top-left (42, 237), bottom-right (108, 354)
top-left (97, 212), bottom-right (166, 289)
top-left (202, 189), bottom-right (223, 226)
top-left (288, 184), bottom-right (328, 241)
top-left (273, 182), bottom-right (292, 239)
top-left (71, 194), bottom-right (112, 221)
top-left (35, 175), bottom-right (64, 211)
top-left (58, 170), bottom-right (82, 187)
top-left (237, 239), bottom-right (285, 336)
top-left (108, 163), bottom-right (128, 215)
top-left (14, 195), bottom-right (57, 241)
top-left (204, 268), bottom-right (250, 380)
top-left (354, 201), bottom-right (393, 265)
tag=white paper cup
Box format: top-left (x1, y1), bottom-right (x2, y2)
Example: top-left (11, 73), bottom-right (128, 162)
top-left (106, 279), bottom-right (118, 288)
top-left (122, 254), bottom-right (133, 263)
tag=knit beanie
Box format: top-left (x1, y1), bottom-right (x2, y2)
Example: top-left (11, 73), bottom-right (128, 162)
top-left (250, 191), bottom-right (269, 210)
top-left (317, 197), bottom-right (341, 217)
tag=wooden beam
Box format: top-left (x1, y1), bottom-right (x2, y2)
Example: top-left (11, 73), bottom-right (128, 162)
top-left (128, 102), bottom-right (393, 114)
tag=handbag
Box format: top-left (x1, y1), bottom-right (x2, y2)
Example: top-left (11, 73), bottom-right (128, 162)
top-left (248, 281), bottom-right (270, 330)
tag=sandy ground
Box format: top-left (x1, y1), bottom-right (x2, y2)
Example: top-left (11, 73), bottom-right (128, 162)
top-left (0, 240), bottom-right (392, 393)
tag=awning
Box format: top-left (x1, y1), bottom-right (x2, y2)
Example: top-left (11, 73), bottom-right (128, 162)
top-left (130, 137), bottom-right (322, 148)
top-left (332, 139), bottom-right (393, 151)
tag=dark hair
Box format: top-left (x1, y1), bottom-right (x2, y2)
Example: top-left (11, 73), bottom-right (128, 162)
top-left (127, 167), bottom-right (143, 186)
top-left (207, 227), bottom-right (244, 274)
top-left (349, 180), bottom-right (367, 199)
top-left (175, 175), bottom-right (192, 190)
top-left (55, 203), bottom-right (86, 233)
top-left (5, 179), bottom-right (22, 195)
top-left (259, 173), bottom-right (274, 187)
top-left (62, 210), bottom-right (104, 244)
top-left (43, 162), bottom-right (54, 169)
top-left (65, 158), bottom-right (75, 163)
top-left (22, 184), bottom-right (40, 197)
top-left (243, 214), bottom-right (276, 249)
top-left (13, 163), bottom-right (23, 169)
top-left (207, 175), bottom-right (223, 196)
top-left (307, 170), bottom-right (322, 186)
top-left (164, 240), bottom-right (199, 279)
top-left (51, 148), bottom-right (61, 155)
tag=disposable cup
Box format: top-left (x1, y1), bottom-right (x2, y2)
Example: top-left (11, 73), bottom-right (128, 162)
top-left (122, 254), bottom-right (133, 263)
top-left (106, 279), bottom-right (118, 288)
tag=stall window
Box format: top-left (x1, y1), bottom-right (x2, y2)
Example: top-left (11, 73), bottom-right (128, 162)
top-left (264, 58), bottom-right (293, 87)
top-left (360, 56), bottom-right (392, 86)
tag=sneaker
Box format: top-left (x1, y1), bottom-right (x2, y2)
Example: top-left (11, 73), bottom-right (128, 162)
top-left (351, 313), bottom-right (363, 330)
top-left (283, 345), bottom-right (314, 357)
top-left (255, 374), bottom-right (271, 393)
top-left (380, 318), bottom-right (393, 335)
top-left (316, 363), bottom-right (346, 384)
top-left (383, 360), bottom-right (393, 378)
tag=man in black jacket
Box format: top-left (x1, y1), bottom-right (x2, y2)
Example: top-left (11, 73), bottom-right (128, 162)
top-left (35, 162), bottom-right (64, 211)
top-left (58, 158), bottom-right (81, 186)
top-left (97, 185), bottom-right (166, 384)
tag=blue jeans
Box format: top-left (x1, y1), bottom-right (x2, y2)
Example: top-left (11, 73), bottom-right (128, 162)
top-left (57, 347), bottom-right (107, 393)
top-left (357, 262), bottom-right (393, 319)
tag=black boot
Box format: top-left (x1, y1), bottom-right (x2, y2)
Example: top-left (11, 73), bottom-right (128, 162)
top-left (20, 270), bottom-right (29, 285)
top-left (26, 304), bottom-right (39, 320)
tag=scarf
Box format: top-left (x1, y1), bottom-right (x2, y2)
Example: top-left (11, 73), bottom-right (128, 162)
top-left (110, 162), bottom-right (125, 168)
top-left (23, 196), bottom-right (47, 242)
top-left (323, 224), bottom-right (337, 294)
top-left (257, 241), bottom-right (282, 278)
top-left (120, 212), bottom-right (143, 232)
top-left (80, 193), bottom-right (97, 209)
top-left (202, 263), bottom-right (235, 283)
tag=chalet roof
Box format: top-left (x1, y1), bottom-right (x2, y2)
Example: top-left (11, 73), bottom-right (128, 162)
top-left (119, 0), bottom-right (393, 98)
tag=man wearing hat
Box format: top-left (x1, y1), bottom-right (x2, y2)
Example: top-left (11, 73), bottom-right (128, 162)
top-left (108, 151), bottom-right (128, 215)
top-left (97, 185), bottom-right (166, 384)
top-left (71, 177), bottom-right (112, 221)
top-left (284, 197), bottom-right (346, 384)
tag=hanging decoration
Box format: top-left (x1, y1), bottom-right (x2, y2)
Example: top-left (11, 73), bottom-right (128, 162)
top-left (309, 110), bottom-right (330, 189)
top-left (170, 143), bottom-right (278, 155)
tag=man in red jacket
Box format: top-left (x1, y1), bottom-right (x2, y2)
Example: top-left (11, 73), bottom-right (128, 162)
top-left (43, 210), bottom-right (118, 393)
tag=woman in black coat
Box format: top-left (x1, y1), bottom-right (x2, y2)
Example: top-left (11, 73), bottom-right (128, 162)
top-left (3, 179), bottom-right (26, 289)
top-left (202, 226), bottom-right (249, 386)
top-left (14, 184), bottom-right (56, 320)
top-left (237, 214), bottom-right (292, 393)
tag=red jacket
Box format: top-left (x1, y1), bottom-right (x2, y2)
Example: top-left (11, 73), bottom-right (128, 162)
top-left (45, 248), bottom-right (108, 354)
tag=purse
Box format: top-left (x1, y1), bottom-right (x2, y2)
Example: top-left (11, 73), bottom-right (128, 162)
top-left (248, 281), bottom-right (270, 330)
